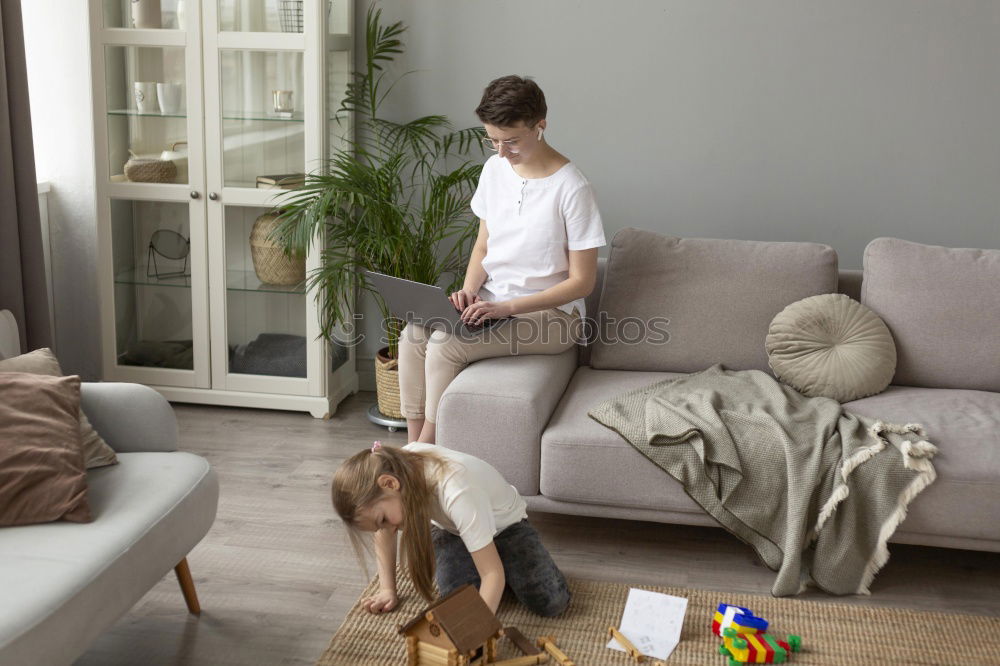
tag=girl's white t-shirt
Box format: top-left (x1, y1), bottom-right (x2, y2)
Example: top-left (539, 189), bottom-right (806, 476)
top-left (470, 154), bottom-right (606, 319)
top-left (404, 442), bottom-right (527, 553)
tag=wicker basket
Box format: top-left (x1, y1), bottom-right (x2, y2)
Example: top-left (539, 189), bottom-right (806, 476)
top-left (249, 212), bottom-right (306, 286)
top-left (374, 347), bottom-right (403, 418)
top-left (124, 150), bottom-right (178, 183)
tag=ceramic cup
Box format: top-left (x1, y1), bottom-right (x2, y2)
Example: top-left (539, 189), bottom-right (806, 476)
top-left (131, 0), bottom-right (162, 29)
top-left (133, 82), bottom-right (158, 113)
top-left (272, 90), bottom-right (294, 113)
top-left (157, 83), bottom-right (183, 114)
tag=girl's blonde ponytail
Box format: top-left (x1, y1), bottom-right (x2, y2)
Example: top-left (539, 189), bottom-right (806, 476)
top-left (332, 445), bottom-right (444, 601)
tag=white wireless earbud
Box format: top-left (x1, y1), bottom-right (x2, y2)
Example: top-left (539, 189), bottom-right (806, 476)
top-left (537, 128), bottom-right (544, 141)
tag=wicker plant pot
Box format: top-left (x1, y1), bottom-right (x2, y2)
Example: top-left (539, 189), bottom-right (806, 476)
top-left (250, 212), bottom-right (306, 286)
top-left (375, 346), bottom-right (403, 419)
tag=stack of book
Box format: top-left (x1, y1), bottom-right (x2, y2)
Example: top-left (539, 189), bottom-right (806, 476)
top-left (255, 173), bottom-right (306, 190)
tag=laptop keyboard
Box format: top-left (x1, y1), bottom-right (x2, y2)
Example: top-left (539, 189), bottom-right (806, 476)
top-left (460, 316), bottom-right (510, 333)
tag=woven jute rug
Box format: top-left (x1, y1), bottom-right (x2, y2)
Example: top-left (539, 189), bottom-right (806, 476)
top-left (318, 573), bottom-right (1000, 665)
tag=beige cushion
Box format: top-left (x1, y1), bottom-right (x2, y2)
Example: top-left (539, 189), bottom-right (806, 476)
top-left (766, 293), bottom-right (896, 402)
top-left (0, 372), bottom-right (92, 526)
top-left (0, 349), bottom-right (118, 468)
top-left (589, 228), bottom-right (839, 372)
top-left (861, 237), bottom-right (1000, 392)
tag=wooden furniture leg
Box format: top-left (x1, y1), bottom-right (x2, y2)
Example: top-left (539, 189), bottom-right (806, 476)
top-left (174, 557), bottom-right (201, 615)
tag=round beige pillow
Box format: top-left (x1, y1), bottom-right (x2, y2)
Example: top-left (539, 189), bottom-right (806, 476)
top-left (766, 293), bottom-right (896, 402)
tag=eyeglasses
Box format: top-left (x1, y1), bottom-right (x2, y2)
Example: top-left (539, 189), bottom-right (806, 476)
top-left (481, 128), bottom-right (535, 154)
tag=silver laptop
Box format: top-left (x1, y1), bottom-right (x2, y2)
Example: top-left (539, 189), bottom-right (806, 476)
top-left (364, 271), bottom-right (511, 334)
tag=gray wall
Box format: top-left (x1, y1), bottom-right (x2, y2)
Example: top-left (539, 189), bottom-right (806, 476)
top-left (349, 0), bottom-right (1000, 381)
top-left (357, 0), bottom-right (1000, 264)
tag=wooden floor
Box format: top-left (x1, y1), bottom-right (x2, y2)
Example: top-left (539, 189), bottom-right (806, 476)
top-left (76, 391), bottom-right (1000, 665)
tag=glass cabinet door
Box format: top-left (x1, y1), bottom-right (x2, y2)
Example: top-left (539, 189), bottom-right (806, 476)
top-left (94, 0), bottom-right (209, 388)
top-left (219, 50), bottom-right (305, 188)
top-left (107, 198), bottom-right (208, 385)
top-left (111, 200), bottom-right (192, 370)
top-left (210, 204), bottom-right (313, 393)
top-left (217, 0), bottom-right (330, 33)
top-left (105, 45), bottom-right (190, 185)
top-left (103, 0), bottom-right (188, 30)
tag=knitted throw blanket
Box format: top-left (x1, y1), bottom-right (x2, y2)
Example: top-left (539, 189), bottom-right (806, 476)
top-left (588, 364), bottom-right (938, 596)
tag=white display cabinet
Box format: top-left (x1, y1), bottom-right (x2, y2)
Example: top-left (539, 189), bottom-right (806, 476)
top-left (90, 0), bottom-right (357, 418)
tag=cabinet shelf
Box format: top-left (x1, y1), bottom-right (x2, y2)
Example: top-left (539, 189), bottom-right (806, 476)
top-left (115, 266), bottom-right (191, 288)
top-left (108, 109), bottom-right (187, 120)
top-left (226, 270), bottom-right (306, 295)
top-left (109, 109), bottom-right (306, 122)
top-left (115, 267), bottom-right (305, 295)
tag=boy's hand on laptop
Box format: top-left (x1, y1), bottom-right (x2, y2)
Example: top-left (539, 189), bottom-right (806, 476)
top-left (449, 288), bottom-right (481, 311)
top-left (462, 299), bottom-right (513, 325)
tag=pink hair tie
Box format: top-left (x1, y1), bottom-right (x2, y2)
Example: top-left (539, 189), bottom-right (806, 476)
top-left (371, 440), bottom-right (382, 453)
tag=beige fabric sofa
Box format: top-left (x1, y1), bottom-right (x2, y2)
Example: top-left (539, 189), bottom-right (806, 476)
top-left (438, 232), bottom-right (1000, 555)
top-left (0, 321), bottom-right (219, 665)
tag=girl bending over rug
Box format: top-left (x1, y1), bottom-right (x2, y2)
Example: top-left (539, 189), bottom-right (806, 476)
top-left (332, 441), bottom-right (570, 617)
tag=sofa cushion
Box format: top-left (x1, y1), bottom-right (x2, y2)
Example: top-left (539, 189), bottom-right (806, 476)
top-left (766, 293), bottom-right (896, 402)
top-left (844, 386), bottom-right (1000, 542)
top-left (540, 366), bottom-right (705, 513)
top-left (0, 349), bottom-right (118, 469)
top-left (0, 373), bottom-right (92, 526)
top-left (0, 452), bottom-right (218, 665)
top-left (861, 237), bottom-right (1000, 392)
top-left (590, 229), bottom-right (838, 373)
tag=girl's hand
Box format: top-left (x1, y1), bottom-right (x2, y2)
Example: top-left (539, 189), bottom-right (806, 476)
top-left (449, 288), bottom-right (481, 311)
top-left (462, 299), bottom-right (513, 325)
top-left (362, 588), bottom-right (399, 614)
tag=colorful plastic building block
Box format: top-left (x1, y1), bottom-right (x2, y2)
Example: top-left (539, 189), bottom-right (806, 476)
top-left (719, 627), bottom-right (801, 665)
top-left (712, 603), bottom-right (769, 636)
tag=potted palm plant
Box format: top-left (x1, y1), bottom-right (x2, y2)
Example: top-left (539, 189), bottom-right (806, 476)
top-left (272, 5), bottom-right (485, 420)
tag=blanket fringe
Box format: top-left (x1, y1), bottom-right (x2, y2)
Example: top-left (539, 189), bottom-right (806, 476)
top-left (855, 435), bottom-right (938, 594)
top-left (811, 420), bottom-right (938, 584)
top-left (812, 421), bottom-right (890, 538)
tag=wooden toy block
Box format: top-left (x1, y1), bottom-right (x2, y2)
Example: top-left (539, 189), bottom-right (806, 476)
top-left (536, 636), bottom-right (575, 666)
top-left (607, 626), bottom-right (645, 662)
top-left (503, 627), bottom-right (542, 656)
top-left (490, 656), bottom-right (549, 666)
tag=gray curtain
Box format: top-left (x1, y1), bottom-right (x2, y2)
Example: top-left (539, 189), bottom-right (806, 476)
top-left (0, 0), bottom-right (50, 353)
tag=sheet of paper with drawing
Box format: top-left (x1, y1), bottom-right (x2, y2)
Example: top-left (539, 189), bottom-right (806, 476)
top-left (607, 588), bottom-right (688, 660)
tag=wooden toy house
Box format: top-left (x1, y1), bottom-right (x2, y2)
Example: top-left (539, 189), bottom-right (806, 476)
top-left (398, 585), bottom-right (503, 666)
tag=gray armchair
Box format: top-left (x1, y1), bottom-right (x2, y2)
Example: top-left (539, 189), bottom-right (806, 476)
top-left (0, 381), bottom-right (219, 665)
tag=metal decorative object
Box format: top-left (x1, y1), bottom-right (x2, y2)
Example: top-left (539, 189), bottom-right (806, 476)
top-left (147, 229), bottom-right (190, 279)
top-left (278, 0), bottom-right (304, 32)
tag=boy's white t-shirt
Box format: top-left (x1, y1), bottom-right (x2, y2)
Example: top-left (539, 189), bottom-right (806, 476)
top-left (470, 154), bottom-right (606, 319)
top-left (404, 442), bottom-right (527, 553)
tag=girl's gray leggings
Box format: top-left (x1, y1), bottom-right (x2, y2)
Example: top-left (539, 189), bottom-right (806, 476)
top-left (432, 519), bottom-right (571, 617)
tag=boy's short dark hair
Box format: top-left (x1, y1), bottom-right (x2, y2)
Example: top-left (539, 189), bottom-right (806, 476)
top-left (475, 75), bottom-right (547, 128)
